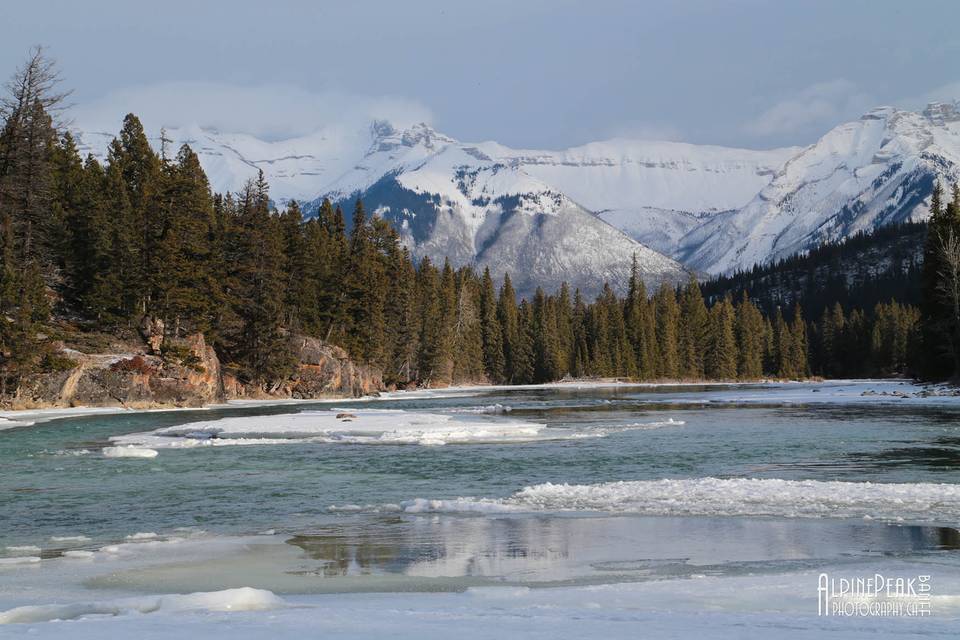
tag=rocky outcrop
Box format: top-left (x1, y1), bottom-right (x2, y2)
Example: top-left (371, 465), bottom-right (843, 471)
top-left (283, 335), bottom-right (382, 398)
top-left (9, 331), bottom-right (382, 409)
top-left (14, 332), bottom-right (223, 409)
top-left (224, 336), bottom-right (383, 400)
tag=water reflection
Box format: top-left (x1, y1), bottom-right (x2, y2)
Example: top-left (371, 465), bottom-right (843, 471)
top-left (284, 514), bottom-right (960, 585)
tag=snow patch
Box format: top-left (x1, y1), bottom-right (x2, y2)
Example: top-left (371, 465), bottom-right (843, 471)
top-left (0, 587), bottom-right (284, 624)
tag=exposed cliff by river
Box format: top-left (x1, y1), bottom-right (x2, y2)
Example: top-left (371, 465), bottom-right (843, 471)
top-left (4, 329), bottom-right (383, 411)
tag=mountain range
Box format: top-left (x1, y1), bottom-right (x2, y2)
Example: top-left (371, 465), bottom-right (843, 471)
top-left (74, 101), bottom-right (960, 296)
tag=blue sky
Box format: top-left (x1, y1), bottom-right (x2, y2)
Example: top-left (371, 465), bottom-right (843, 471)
top-left (5, 0), bottom-right (960, 149)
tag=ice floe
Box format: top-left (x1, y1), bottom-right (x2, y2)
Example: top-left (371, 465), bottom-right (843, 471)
top-left (4, 546), bottom-right (40, 556)
top-left (107, 408), bottom-right (677, 450)
top-left (102, 445), bottom-right (159, 458)
top-left (401, 477), bottom-right (960, 524)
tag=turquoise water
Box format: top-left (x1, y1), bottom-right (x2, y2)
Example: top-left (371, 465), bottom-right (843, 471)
top-left (3, 382), bottom-right (960, 551)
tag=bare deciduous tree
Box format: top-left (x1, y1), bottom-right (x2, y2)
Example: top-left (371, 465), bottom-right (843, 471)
top-left (935, 227), bottom-right (960, 376)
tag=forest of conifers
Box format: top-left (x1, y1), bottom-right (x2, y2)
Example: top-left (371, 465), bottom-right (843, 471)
top-left (0, 51), bottom-right (950, 395)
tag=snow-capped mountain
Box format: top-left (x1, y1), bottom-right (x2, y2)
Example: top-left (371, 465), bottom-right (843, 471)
top-left (481, 140), bottom-right (797, 255)
top-left (682, 103), bottom-right (960, 274)
top-left (74, 100), bottom-right (960, 288)
top-left (308, 123), bottom-right (687, 296)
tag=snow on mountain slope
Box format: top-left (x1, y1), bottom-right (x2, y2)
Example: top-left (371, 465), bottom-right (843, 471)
top-left (313, 128), bottom-right (686, 296)
top-left (683, 103), bottom-right (960, 274)
top-left (478, 140), bottom-right (797, 254)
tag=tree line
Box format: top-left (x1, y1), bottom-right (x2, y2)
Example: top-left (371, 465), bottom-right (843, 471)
top-left (0, 50), bottom-right (943, 395)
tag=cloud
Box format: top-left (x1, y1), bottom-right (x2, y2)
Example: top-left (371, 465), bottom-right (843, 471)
top-left (743, 80), bottom-right (874, 138)
top-left (899, 80), bottom-right (960, 111)
top-left (70, 82), bottom-right (433, 140)
top-left (605, 120), bottom-right (686, 142)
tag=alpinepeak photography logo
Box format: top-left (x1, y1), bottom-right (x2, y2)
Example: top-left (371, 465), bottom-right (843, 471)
top-left (818, 573), bottom-right (932, 617)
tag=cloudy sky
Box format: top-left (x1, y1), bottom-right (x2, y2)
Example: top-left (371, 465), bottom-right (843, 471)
top-left (4, 0), bottom-right (960, 149)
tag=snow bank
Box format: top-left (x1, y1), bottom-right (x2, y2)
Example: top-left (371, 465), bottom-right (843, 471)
top-left (0, 556), bottom-right (40, 567)
top-left (0, 587), bottom-right (284, 624)
top-left (402, 477), bottom-right (960, 524)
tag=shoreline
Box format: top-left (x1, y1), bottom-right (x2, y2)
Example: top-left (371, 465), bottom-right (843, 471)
top-left (0, 378), bottom-right (951, 430)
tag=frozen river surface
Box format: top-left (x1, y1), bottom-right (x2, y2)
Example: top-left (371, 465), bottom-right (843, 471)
top-left (2, 380), bottom-right (959, 638)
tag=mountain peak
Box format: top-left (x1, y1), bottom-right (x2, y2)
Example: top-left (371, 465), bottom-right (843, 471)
top-left (370, 120), bottom-right (454, 154)
top-left (923, 101), bottom-right (960, 124)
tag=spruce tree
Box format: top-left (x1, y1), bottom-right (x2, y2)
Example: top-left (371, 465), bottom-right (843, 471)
top-left (233, 173), bottom-right (294, 385)
top-left (734, 292), bottom-right (764, 379)
top-left (513, 299), bottom-right (536, 384)
top-left (678, 276), bottom-right (709, 379)
top-left (479, 267), bottom-right (505, 382)
top-left (789, 304), bottom-right (810, 378)
top-left (705, 295), bottom-right (737, 380)
top-left (497, 273), bottom-right (520, 383)
top-left (452, 267), bottom-right (485, 382)
top-left (654, 283), bottom-right (680, 379)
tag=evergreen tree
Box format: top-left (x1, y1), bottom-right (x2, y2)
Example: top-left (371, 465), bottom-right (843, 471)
top-left (734, 293), bottom-right (764, 379)
top-left (232, 173), bottom-right (294, 385)
top-left (678, 276), bottom-right (709, 379)
top-left (706, 295), bottom-right (738, 379)
top-left (497, 273), bottom-right (520, 383)
top-left (452, 267), bottom-right (485, 382)
top-left (789, 304), bottom-right (810, 378)
top-left (479, 268), bottom-right (505, 382)
top-left (385, 246), bottom-right (419, 385)
top-left (654, 283), bottom-right (680, 378)
top-left (773, 307), bottom-right (792, 378)
top-left (513, 299), bottom-right (536, 384)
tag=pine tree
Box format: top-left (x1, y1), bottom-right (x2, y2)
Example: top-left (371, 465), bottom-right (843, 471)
top-left (706, 295), bottom-right (737, 379)
top-left (571, 289), bottom-right (589, 378)
top-left (789, 304), bottom-right (810, 378)
top-left (479, 267), bottom-right (505, 382)
top-left (678, 276), bottom-right (709, 379)
top-left (497, 273), bottom-right (520, 383)
top-left (112, 113), bottom-right (161, 316)
top-left (153, 145), bottom-right (218, 335)
top-left (624, 255), bottom-right (655, 379)
top-left (280, 200), bottom-right (309, 332)
top-left (416, 257), bottom-right (445, 385)
top-left (513, 299), bottom-right (536, 384)
top-left (341, 200), bottom-right (388, 367)
top-left (654, 283), bottom-right (680, 379)
top-left (452, 267), bottom-right (485, 382)
top-left (533, 287), bottom-right (562, 382)
top-left (920, 181), bottom-right (960, 378)
top-left (385, 246), bottom-right (419, 385)
top-left (0, 48), bottom-right (67, 391)
top-left (734, 292), bottom-right (764, 379)
top-left (818, 303), bottom-right (845, 377)
top-left (773, 307), bottom-right (792, 378)
top-left (232, 173), bottom-right (294, 386)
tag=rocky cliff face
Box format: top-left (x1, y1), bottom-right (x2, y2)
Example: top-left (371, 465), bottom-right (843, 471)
top-left (223, 336), bottom-right (383, 400)
top-left (10, 333), bottom-right (382, 410)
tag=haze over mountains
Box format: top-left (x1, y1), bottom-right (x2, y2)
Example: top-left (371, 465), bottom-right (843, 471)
top-left (75, 100), bottom-right (960, 294)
